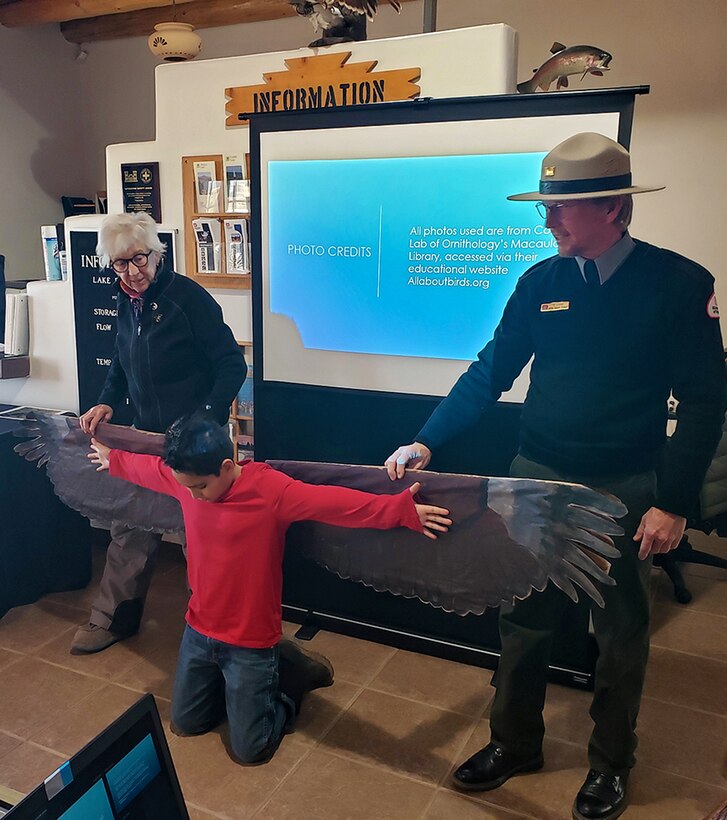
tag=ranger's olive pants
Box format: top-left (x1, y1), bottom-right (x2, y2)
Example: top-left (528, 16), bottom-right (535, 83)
top-left (489, 454), bottom-right (655, 777)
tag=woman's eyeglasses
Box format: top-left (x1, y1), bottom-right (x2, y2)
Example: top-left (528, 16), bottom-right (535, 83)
top-left (110, 252), bottom-right (151, 273)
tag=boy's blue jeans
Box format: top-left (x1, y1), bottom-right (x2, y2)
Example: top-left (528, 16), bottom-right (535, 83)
top-left (171, 624), bottom-right (295, 764)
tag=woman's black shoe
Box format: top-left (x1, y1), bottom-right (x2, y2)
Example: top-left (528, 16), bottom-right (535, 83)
top-left (451, 742), bottom-right (544, 791)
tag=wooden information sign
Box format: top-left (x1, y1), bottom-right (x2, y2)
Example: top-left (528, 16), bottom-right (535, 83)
top-left (225, 52), bottom-right (421, 125)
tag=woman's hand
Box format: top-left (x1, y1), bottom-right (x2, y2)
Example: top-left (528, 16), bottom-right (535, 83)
top-left (409, 482), bottom-right (452, 540)
top-left (88, 438), bottom-right (111, 472)
top-left (80, 404), bottom-right (113, 435)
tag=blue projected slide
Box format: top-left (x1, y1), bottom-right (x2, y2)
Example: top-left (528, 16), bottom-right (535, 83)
top-left (59, 780), bottom-right (114, 820)
top-left (106, 733), bottom-right (161, 811)
top-left (268, 153), bottom-right (555, 362)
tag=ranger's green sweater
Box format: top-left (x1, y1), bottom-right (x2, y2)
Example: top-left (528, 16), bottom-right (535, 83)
top-left (418, 240), bottom-right (726, 517)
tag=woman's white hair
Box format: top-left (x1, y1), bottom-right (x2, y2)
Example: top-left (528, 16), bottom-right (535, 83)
top-left (96, 212), bottom-right (166, 268)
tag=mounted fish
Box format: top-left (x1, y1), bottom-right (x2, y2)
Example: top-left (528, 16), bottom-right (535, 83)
top-left (289, 0), bottom-right (402, 47)
top-left (517, 42), bottom-right (612, 93)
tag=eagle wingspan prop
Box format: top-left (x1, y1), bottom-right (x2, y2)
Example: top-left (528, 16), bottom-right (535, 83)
top-left (270, 460), bottom-right (624, 613)
top-left (15, 412), bottom-right (626, 615)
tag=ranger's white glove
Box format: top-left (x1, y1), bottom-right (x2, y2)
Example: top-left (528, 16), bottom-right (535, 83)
top-left (384, 442), bottom-right (432, 479)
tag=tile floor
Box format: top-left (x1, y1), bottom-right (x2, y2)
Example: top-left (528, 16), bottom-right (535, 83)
top-left (1, 532), bottom-right (726, 819)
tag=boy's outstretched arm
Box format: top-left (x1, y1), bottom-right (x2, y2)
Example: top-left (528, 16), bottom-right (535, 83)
top-left (88, 438), bottom-right (179, 499)
top-left (269, 464), bottom-right (451, 537)
top-left (409, 482), bottom-right (452, 540)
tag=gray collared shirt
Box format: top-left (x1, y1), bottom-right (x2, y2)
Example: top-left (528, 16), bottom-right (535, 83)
top-left (575, 232), bottom-right (636, 285)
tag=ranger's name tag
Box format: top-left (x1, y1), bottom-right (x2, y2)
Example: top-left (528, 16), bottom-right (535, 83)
top-left (540, 301), bottom-right (570, 312)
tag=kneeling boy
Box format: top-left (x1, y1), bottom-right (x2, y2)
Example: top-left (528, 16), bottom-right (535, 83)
top-left (90, 414), bottom-right (451, 764)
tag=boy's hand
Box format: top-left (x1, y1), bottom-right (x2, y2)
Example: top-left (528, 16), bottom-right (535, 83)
top-left (409, 482), bottom-right (452, 540)
top-left (88, 438), bottom-right (111, 472)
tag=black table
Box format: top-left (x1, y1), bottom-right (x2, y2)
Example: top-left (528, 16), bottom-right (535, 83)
top-left (0, 413), bottom-right (91, 618)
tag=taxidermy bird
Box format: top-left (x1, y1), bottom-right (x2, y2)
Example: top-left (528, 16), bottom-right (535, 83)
top-left (517, 42), bottom-right (612, 93)
top-left (289, 0), bottom-right (402, 47)
top-left (15, 413), bottom-right (626, 615)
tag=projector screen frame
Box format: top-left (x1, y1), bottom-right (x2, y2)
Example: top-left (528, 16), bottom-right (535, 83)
top-left (250, 87), bottom-right (647, 421)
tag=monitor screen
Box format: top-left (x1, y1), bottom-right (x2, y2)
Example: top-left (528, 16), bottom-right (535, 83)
top-left (5, 694), bottom-right (188, 820)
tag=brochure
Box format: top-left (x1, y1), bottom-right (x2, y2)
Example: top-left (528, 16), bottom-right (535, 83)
top-left (223, 154), bottom-right (248, 213)
top-left (193, 161), bottom-right (221, 213)
top-left (223, 219), bottom-right (250, 274)
top-left (192, 218), bottom-right (221, 273)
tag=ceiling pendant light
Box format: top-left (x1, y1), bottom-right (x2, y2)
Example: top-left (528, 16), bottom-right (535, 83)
top-left (148, 0), bottom-right (201, 62)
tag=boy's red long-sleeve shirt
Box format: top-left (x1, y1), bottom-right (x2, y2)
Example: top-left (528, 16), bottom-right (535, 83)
top-left (109, 451), bottom-right (423, 648)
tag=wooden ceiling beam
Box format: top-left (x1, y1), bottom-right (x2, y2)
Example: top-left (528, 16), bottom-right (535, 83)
top-left (60, 0), bottom-right (418, 44)
top-left (61, 0), bottom-right (295, 42)
top-left (0, 0), bottom-right (197, 27)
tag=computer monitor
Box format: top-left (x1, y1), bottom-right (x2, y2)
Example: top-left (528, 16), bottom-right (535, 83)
top-left (4, 694), bottom-right (188, 819)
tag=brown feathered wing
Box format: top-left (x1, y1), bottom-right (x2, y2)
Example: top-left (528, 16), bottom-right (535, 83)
top-left (269, 460), bottom-right (624, 614)
top-left (15, 413), bottom-right (625, 615)
top-left (14, 413), bottom-right (182, 533)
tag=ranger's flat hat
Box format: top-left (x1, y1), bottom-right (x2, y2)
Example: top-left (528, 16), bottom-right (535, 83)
top-left (508, 132), bottom-right (665, 201)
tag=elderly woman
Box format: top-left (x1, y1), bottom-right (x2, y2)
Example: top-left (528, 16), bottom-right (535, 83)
top-left (72, 212), bottom-right (246, 654)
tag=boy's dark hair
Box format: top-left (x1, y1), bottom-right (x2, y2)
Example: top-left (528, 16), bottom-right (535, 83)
top-left (163, 413), bottom-right (233, 476)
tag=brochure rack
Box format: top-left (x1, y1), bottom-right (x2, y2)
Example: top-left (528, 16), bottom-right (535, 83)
top-left (181, 154), bottom-right (251, 290)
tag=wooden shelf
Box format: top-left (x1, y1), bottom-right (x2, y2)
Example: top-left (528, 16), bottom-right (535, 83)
top-left (188, 272), bottom-right (251, 290)
top-left (0, 353), bottom-right (30, 379)
top-left (191, 212), bottom-right (249, 220)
